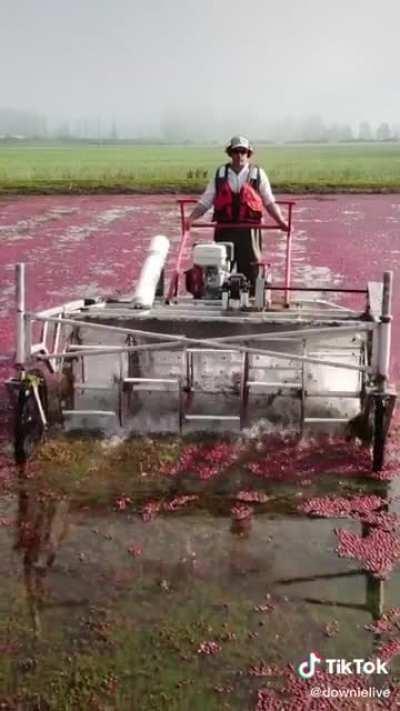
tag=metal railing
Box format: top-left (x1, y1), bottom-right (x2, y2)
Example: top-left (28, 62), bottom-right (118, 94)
top-left (14, 263), bottom-right (392, 381)
top-left (167, 198), bottom-right (295, 304)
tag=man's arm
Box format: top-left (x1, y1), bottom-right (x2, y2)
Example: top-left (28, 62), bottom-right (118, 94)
top-left (186, 177), bottom-right (216, 228)
top-left (265, 202), bottom-right (289, 231)
top-left (187, 201), bottom-right (209, 225)
top-left (258, 168), bottom-right (289, 231)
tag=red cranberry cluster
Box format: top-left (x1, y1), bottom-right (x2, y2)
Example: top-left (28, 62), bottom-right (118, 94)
top-left (378, 638), bottom-right (400, 662)
top-left (254, 601), bottom-right (275, 614)
top-left (323, 620), bottom-right (340, 638)
top-left (141, 500), bottom-right (163, 522)
top-left (127, 544), bottom-right (143, 557)
top-left (197, 641), bottom-right (221, 655)
top-left (247, 435), bottom-right (373, 482)
top-left (360, 510), bottom-right (400, 531)
top-left (335, 527), bottom-right (400, 578)
top-left (299, 495), bottom-right (384, 519)
top-left (168, 441), bottom-right (240, 480)
top-left (163, 495), bottom-right (199, 512)
top-left (235, 490), bottom-right (270, 503)
top-left (256, 664), bottom-right (370, 710)
top-left (141, 495), bottom-right (199, 522)
top-left (0, 517), bottom-right (13, 527)
top-left (248, 661), bottom-right (280, 677)
top-left (114, 495), bottom-right (132, 511)
top-left (231, 504), bottom-right (253, 521)
top-left (365, 607), bottom-right (400, 635)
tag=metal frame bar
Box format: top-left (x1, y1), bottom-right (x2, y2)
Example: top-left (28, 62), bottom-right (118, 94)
top-left (240, 351), bottom-right (249, 427)
top-left (184, 414), bottom-right (240, 422)
top-left (211, 324), bottom-right (374, 342)
top-left (123, 377), bottom-right (180, 388)
top-left (24, 314), bottom-right (32, 362)
top-left (34, 331), bottom-right (371, 373)
top-left (32, 382), bottom-right (48, 428)
top-left (268, 286), bottom-right (368, 294)
top-left (143, 308), bottom-right (365, 320)
top-left (305, 301), bottom-right (361, 313)
top-left (73, 384), bottom-right (111, 390)
top-left (304, 417), bottom-right (349, 424)
top-left (305, 390), bottom-right (361, 398)
top-left (41, 321), bottom-right (49, 346)
top-left (284, 205), bottom-right (293, 306)
top-left (247, 381), bottom-right (301, 390)
top-left (13, 266), bottom-right (388, 439)
top-left (377, 271), bottom-right (392, 383)
top-left (39, 340), bottom-right (182, 360)
top-left (63, 410), bottom-right (116, 417)
top-left (28, 311), bottom-right (375, 374)
top-left (30, 313), bottom-right (188, 343)
top-left (300, 339), bottom-right (306, 437)
top-left (35, 300), bottom-right (86, 318)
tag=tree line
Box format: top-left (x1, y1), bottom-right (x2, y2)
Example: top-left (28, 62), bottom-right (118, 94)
top-left (0, 108), bottom-right (399, 144)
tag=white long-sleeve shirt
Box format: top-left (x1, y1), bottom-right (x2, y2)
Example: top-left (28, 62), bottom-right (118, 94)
top-left (198, 163), bottom-right (275, 212)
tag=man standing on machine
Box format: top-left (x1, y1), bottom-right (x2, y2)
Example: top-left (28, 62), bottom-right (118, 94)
top-left (186, 136), bottom-right (289, 291)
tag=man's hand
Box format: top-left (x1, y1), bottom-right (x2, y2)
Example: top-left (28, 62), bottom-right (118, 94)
top-left (277, 217), bottom-right (289, 232)
top-left (186, 203), bottom-right (207, 229)
top-left (266, 203), bottom-right (290, 231)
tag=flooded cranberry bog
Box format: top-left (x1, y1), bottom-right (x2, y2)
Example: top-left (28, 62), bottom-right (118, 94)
top-left (1, 194), bottom-right (400, 709)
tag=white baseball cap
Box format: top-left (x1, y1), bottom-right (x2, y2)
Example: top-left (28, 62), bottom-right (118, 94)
top-left (226, 136), bottom-right (253, 154)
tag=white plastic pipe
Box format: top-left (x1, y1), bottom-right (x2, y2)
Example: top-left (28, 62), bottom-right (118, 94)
top-left (132, 234), bottom-right (170, 309)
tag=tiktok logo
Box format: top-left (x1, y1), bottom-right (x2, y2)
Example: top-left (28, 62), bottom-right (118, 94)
top-left (298, 653), bottom-right (389, 679)
top-left (298, 652), bottom-right (322, 679)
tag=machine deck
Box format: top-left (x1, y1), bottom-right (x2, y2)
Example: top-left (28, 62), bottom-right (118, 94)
top-left (24, 294), bottom-right (371, 437)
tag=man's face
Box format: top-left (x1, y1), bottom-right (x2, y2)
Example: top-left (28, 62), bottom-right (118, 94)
top-left (230, 147), bottom-right (250, 170)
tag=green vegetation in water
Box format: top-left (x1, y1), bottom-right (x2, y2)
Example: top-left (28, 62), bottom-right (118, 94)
top-left (0, 592), bottom-right (274, 709)
top-left (2, 558), bottom-right (385, 710)
top-left (28, 435), bottom-right (182, 508)
top-left (19, 433), bottom-right (383, 515)
top-left (1, 143), bottom-right (400, 193)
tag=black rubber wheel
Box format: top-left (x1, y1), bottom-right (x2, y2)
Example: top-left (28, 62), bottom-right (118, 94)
top-left (14, 379), bottom-right (46, 464)
top-left (372, 396), bottom-right (386, 472)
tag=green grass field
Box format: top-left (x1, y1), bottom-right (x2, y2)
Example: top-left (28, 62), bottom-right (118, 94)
top-left (1, 142), bottom-right (400, 193)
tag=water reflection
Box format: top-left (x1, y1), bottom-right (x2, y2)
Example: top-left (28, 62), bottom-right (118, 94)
top-left (10, 461), bottom-right (399, 695)
top-left (14, 466), bottom-right (70, 637)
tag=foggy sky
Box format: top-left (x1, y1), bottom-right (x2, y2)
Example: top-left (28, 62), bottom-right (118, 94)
top-left (2, 0), bottom-right (399, 132)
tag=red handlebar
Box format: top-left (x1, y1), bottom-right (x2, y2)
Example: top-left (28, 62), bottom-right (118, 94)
top-left (167, 199), bottom-right (295, 304)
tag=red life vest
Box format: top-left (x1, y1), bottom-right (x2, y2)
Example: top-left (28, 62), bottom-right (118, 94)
top-left (213, 164), bottom-right (263, 223)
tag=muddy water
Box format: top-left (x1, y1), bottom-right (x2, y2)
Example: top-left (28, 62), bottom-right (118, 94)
top-left (1, 194), bottom-right (400, 709)
top-left (1, 466), bottom-right (399, 709)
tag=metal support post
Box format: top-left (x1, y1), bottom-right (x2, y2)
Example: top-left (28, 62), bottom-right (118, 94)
top-left (283, 204), bottom-right (293, 307)
top-left (377, 271), bottom-right (393, 386)
top-left (16, 263), bottom-right (26, 367)
top-left (372, 271), bottom-right (393, 472)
